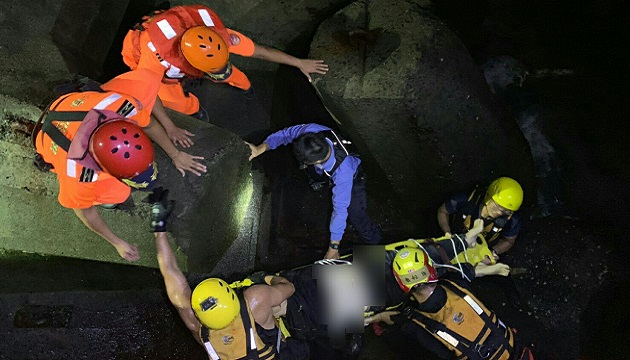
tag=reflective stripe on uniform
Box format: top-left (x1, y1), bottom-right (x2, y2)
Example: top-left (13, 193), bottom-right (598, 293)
top-left (250, 328), bottom-right (257, 350)
top-left (94, 94), bottom-right (122, 110)
top-left (198, 9), bottom-right (215, 26)
top-left (165, 64), bottom-right (184, 78)
top-left (464, 295), bottom-right (484, 315)
top-left (436, 330), bottom-right (459, 348)
top-left (67, 159), bottom-right (77, 178)
top-left (203, 341), bottom-right (220, 360)
top-left (147, 41), bottom-right (157, 52)
top-left (156, 19), bottom-right (177, 40)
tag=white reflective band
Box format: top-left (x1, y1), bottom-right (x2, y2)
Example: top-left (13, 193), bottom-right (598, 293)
top-left (498, 319), bottom-right (506, 329)
top-left (94, 94), bottom-right (122, 110)
top-left (249, 328), bottom-right (256, 350)
top-left (67, 159), bottom-right (77, 178)
top-left (198, 9), bottom-right (215, 26)
top-left (156, 19), bottom-right (177, 40)
top-left (127, 109), bottom-right (138, 118)
top-left (203, 341), bottom-right (220, 360)
top-left (464, 295), bottom-right (484, 315)
top-left (493, 227), bottom-right (499, 232)
top-left (147, 41), bottom-right (157, 52)
top-left (437, 330), bottom-right (459, 348)
top-left (165, 64), bottom-right (184, 78)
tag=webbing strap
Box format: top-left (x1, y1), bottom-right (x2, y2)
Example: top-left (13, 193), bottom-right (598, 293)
top-left (40, 110), bottom-right (88, 152)
top-left (237, 295), bottom-right (259, 359)
top-left (200, 327), bottom-right (221, 360)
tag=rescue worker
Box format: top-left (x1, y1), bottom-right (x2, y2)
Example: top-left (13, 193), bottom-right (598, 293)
top-left (149, 187), bottom-right (316, 359)
top-left (122, 4), bottom-right (329, 147)
top-left (437, 177), bottom-right (524, 260)
top-left (247, 123), bottom-right (382, 260)
top-left (34, 69), bottom-right (207, 261)
top-left (391, 247), bottom-right (534, 360)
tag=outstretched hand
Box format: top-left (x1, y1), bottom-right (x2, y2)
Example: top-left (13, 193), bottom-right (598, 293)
top-left (246, 142), bottom-right (268, 161)
top-left (172, 151), bottom-right (206, 176)
top-left (298, 59), bottom-right (329, 82)
top-left (115, 242), bottom-right (140, 261)
top-left (167, 126), bottom-right (195, 148)
top-left (148, 187), bottom-right (175, 233)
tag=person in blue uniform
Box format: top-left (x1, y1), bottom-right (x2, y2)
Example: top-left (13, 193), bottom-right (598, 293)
top-left (247, 123), bottom-right (382, 259)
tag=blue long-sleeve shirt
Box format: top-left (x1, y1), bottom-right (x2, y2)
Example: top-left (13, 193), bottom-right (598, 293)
top-left (264, 123), bottom-right (361, 241)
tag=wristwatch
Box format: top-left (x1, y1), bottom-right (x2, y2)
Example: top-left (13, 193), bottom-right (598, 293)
top-left (329, 243), bottom-right (340, 250)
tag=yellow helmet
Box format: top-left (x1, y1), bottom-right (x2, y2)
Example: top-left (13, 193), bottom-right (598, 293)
top-left (392, 248), bottom-right (438, 293)
top-left (191, 278), bottom-right (240, 329)
top-left (484, 177), bottom-right (523, 211)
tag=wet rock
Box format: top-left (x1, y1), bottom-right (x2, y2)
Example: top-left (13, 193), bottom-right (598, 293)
top-left (309, 0), bottom-right (535, 225)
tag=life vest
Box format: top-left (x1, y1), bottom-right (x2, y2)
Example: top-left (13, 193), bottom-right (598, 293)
top-left (406, 279), bottom-right (515, 360)
top-left (136, 5), bottom-right (230, 80)
top-left (200, 294), bottom-right (281, 360)
top-left (456, 187), bottom-right (511, 243)
top-left (35, 89), bottom-right (143, 160)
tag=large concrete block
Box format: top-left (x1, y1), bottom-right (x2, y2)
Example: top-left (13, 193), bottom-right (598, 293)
top-left (162, 110), bottom-right (254, 273)
top-left (51, 0), bottom-right (131, 80)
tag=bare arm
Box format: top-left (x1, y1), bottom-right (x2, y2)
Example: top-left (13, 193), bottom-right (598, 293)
top-left (143, 118), bottom-right (207, 176)
top-left (437, 203), bottom-right (452, 236)
top-left (151, 97), bottom-right (195, 148)
top-left (73, 207), bottom-right (139, 261)
top-left (492, 236), bottom-right (517, 255)
top-left (155, 232), bottom-right (201, 341)
top-left (245, 275), bottom-right (295, 329)
top-left (251, 44), bottom-right (328, 82)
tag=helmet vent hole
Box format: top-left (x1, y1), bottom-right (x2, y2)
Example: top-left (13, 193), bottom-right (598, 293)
top-left (197, 35), bottom-right (203, 40)
top-left (111, 148), bottom-right (118, 154)
top-left (199, 44), bottom-right (206, 48)
top-left (110, 136), bottom-right (117, 141)
top-left (232, 293), bottom-right (235, 300)
top-left (206, 54), bottom-right (213, 57)
top-left (135, 145), bottom-right (142, 150)
top-left (124, 140), bottom-right (129, 145)
top-left (133, 133), bottom-right (140, 138)
top-left (208, 36), bottom-right (212, 42)
top-left (217, 44), bottom-right (221, 50)
top-left (121, 128), bottom-right (127, 134)
top-left (124, 152), bottom-right (130, 159)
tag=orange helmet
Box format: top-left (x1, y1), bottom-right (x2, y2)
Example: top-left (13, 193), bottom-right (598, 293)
top-left (180, 26), bottom-right (229, 73)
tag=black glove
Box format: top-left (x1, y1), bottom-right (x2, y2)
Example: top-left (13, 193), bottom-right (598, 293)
top-left (147, 187), bottom-right (174, 233)
top-left (246, 271), bottom-right (270, 285)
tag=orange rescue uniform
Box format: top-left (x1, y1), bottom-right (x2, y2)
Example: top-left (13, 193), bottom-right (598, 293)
top-left (35, 70), bottom-right (160, 209)
top-left (121, 4), bottom-right (256, 115)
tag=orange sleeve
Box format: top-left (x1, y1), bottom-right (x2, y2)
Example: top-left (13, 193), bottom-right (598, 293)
top-left (101, 69), bottom-right (163, 126)
top-left (226, 28), bottom-right (256, 57)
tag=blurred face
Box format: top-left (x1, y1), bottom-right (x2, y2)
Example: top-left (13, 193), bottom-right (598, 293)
top-left (486, 199), bottom-right (514, 218)
top-left (307, 145), bottom-right (332, 165)
top-left (411, 282), bottom-right (438, 302)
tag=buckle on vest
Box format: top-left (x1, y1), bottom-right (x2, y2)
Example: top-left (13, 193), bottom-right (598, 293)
top-left (475, 343), bottom-right (495, 358)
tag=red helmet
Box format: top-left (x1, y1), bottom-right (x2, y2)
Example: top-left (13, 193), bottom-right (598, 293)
top-left (89, 120), bottom-right (154, 179)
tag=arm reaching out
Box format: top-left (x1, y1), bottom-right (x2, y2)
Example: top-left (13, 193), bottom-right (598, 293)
top-left (251, 44), bottom-right (329, 82)
top-left (73, 206), bottom-right (139, 261)
top-left (149, 187), bottom-right (201, 341)
top-left (143, 117), bottom-right (207, 176)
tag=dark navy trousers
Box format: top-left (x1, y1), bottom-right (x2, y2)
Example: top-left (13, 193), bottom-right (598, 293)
top-left (347, 170), bottom-right (382, 245)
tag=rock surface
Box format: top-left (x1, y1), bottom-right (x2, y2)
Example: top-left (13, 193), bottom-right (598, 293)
top-left (309, 0), bottom-right (536, 229)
